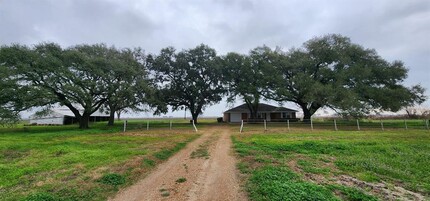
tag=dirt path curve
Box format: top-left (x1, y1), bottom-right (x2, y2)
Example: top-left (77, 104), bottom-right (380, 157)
top-left (109, 126), bottom-right (247, 201)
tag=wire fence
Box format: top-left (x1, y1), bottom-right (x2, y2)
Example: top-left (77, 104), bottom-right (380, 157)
top-left (238, 119), bottom-right (430, 132)
top-left (121, 119), bottom-right (203, 132)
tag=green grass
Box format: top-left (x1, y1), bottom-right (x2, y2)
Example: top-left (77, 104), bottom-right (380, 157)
top-left (240, 118), bottom-right (429, 132)
top-left (0, 123), bottom-right (198, 201)
top-left (233, 129), bottom-right (430, 200)
top-left (247, 166), bottom-right (338, 201)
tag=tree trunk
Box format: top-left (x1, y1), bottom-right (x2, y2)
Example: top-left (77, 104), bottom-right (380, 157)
top-left (245, 98), bottom-right (259, 122)
top-left (298, 102), bottom-right (320, 122)
top-left (191, 112), bottom-right (198, 124)
top-left (79, 113), bottom-right (90, 129)
top-left (302, 108), bottom-right (312, 122)
top-left (108, 109), bottom-right (115, 126)
top-left (116, 110), bottom-right (121, 120)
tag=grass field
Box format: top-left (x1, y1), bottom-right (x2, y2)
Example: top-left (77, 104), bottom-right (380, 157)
top-left (239, 118), bottom-right (430, 131)
top-left (233, 129), bottom-right (430, 201)
top-left (0, 121), bottom-right (199, 201)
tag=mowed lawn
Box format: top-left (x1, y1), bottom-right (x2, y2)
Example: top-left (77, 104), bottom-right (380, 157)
top-left (0, 123), bottom-right (199, 201)
top-left (233, 129), bottom-right (430, 201)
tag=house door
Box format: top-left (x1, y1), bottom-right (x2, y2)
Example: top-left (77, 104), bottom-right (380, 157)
top-left (241, 113), bottom-right (248, 121)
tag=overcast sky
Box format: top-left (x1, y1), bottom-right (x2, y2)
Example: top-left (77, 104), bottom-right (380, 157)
top-left (1, 0), bottom-right (429, 117)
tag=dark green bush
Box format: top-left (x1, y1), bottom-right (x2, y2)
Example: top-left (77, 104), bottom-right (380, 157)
top-left (98, 173), bottom-right (125, 186)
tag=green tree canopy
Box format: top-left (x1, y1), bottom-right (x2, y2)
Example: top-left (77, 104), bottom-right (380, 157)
top-left (222, 46), bottom-right (279, 120)
top-left (147, 44), bottom-right (225, 123)
top-left (98, 46), bottom-right (154, 126)
top-left (0, 44), bottom-right (56, 126)
top-left (1, 43), bottom-right (160, 128)
top-left (272, 34), bottom-right (426, 119)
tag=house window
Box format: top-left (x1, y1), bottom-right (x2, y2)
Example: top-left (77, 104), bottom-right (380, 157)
top-left (282, 112), bottom-right (291, 119)
top-left (257, 113), bottom-right (266, 119)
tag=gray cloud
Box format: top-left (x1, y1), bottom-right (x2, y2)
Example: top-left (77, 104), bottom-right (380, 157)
top-left (1, 0), bottom-right (429, 116)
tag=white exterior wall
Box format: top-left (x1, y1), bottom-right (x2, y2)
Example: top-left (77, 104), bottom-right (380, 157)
top-left (30, 117), bottom-right (64, 125)
top-left (230, 113), bottom-right (242, 123)
top-left (266, 113), bottom-right (271, 121)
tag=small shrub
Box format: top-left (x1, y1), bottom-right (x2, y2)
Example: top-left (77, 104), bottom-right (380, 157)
top-left (98, 173), bottom-right (125, 186)
top-left (161, 191), bottom-right (170, 197)
top-left (176, 177), bottom-right (187, 183)
top-left (154, 149), bottom-right (173, 160)
top-left (160, 189), bottom-right (170, 197)
top-left (142, 159), bottom-right (156, 167)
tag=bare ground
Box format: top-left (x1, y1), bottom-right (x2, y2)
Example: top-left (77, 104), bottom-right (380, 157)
top-left (109, 126), bottom-right (247, 201)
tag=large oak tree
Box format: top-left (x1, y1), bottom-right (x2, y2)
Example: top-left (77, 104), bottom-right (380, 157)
top-left (272, 34), bottom-right (426, 119)
top-left (98, 47), bottom-right (153, 126)
top-left (222, 46), bottom-right (279, 121)
top-left (147, 44), bottom-right (225, 123)
top-left (1, 43), bottom-right (160, 128)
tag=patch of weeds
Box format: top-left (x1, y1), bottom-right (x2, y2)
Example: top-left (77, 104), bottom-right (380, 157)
top-left (154, 142), bottom-right (187, 160)
top-left (191, 136), bottom-right (216, 159)
top-left (2, 149), bottom-right (28, 161)
top-left (232, 139), bottom-right (253, 157)
top-left (159, 188), bottom-right (170, 197)
top-left (254, 155), bottom-right (271, 163)
top-left (53, 149), bottom-right (68, 157)
top-left (55, 187), bottom-right (97, 201)
top-left (355, 172), bottom-right (380, 183)
top-left (247, 166), bottom-right (338, 201)
top-left (190, 145), bottom-right (209, 159)
top-left (297, 159), bottom-right (330, 174)
top-left (237, 162), bottom-right (251, 174)
top-left (154, 149), bottom-right (174, 160)
top-left (176, 177), bottom-right (187, 183)
top-left (328, 185), bottom-right (378, 201)
top-left (98, 173), bottom-right (125, 186)
top-left (23, 192), bottom-right (59, 201)
top-left (336, 160), bottom-right (381, 182)
top-left (142, 158), bottom-right (156, 167)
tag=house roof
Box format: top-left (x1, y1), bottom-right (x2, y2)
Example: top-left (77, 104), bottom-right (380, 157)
top-left (224, 103), bottom-right (297, 113)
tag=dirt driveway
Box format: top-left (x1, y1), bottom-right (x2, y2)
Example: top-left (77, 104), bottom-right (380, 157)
top-left (109, 126), bottom-right (247, 201)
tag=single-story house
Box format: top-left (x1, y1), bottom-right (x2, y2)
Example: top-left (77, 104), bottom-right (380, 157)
top-left (29, 108), bottom-right (109, 125)
top-left (223, 103), bottom-right (298, 123)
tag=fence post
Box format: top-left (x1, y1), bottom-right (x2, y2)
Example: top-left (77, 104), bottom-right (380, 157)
top-left (123, 120), bottom-right (126, 132)
top-left (240, 120), bottom-right (244, 133)
top-left (426, 119), bottom-right (429, 130)
top-left (170, 120), bottom-right (172, 130)
top-left (404, 119), bottom-right (408, 130)
top-left (287, 119), bottom-right (290, 131)
top-left (310, 118), bottom-right (313, 130)
top-left (380, 119), bottom-right (384, 131)
top-left (264, 120), bottom-right (267, 131)
top-left (356, 119), bottom-right (360, 131)
top-left (334, 119), bottom-right (338, 131)
top-left (192, 120), bottom-right (198, 132)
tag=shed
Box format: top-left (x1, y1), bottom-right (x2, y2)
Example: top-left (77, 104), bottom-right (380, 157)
top-left (29, 108), bottom-right (109, 125)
